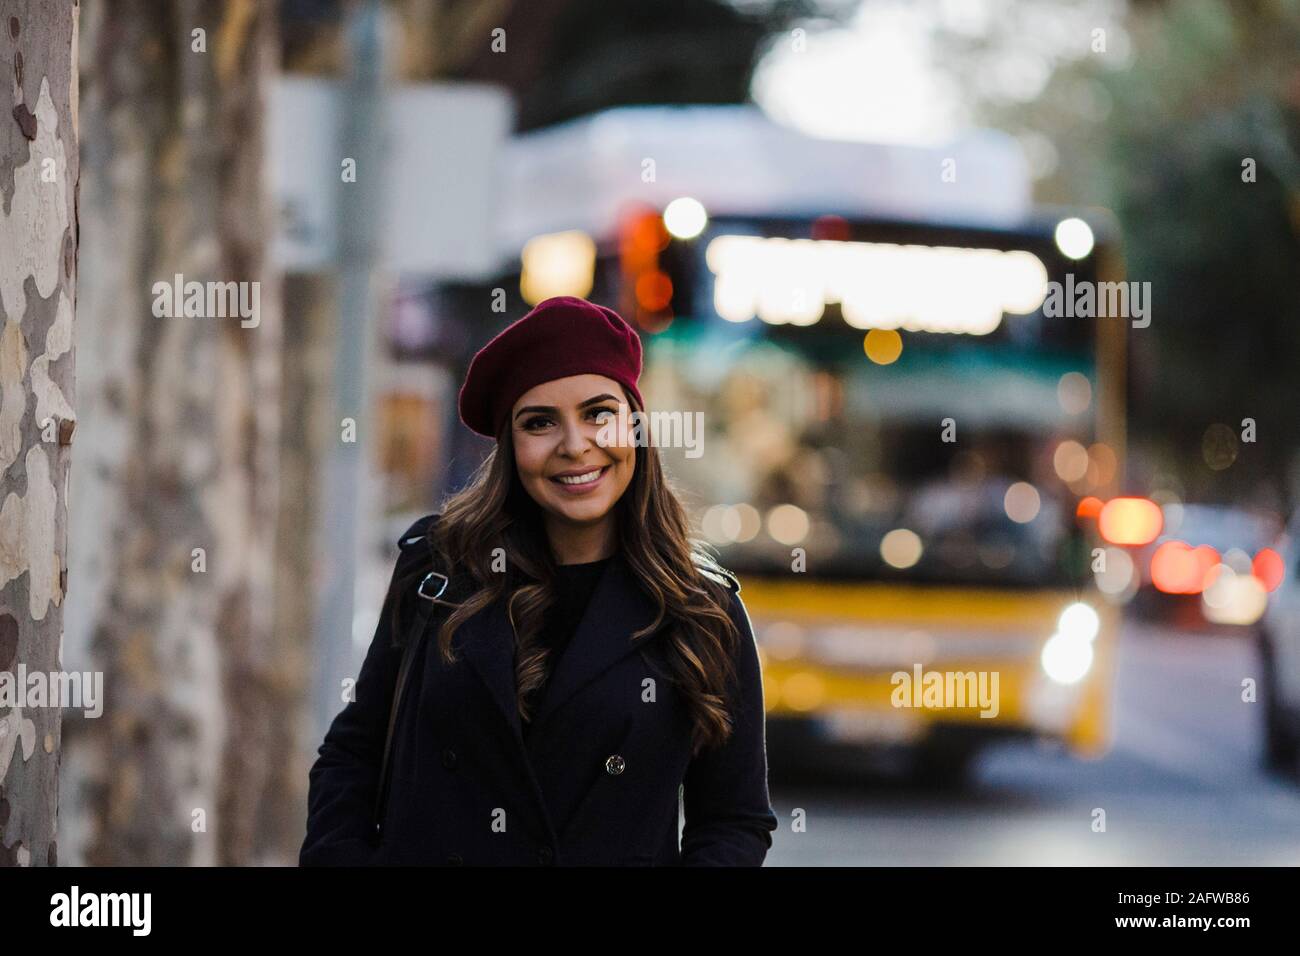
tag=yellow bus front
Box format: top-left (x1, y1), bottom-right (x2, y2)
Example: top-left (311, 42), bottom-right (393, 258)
top-left (743, 578), bottom-right (1118, 757)
top-left (632, 211), bottom-right (1125, 766)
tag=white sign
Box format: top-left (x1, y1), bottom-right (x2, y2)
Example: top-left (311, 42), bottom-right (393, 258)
top-left (269, 77), bottom-right (513, 278)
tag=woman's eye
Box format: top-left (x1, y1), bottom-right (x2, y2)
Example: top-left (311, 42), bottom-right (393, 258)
top-left (521, 408), bottom-right (614, 430)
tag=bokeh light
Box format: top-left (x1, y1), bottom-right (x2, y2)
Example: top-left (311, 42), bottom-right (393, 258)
top-left (1201, 423), bottom-right (1238, 471)
top-left (863, 328), bottom-right (903, 364)
top-left (1041, 632), bottom-right (1094, 684)
top-left (731, 503), bottom-right (762, 543)
top-left (1054, 217), bottom-right (1095, 259)
top-left (1053, 440), bottom-right (1089, 482)
top-left (1004, 482), bottom-right (1041, 523)
top-left (767, 503), bottom-right (810, 545)
top-left (1098, 497), bottom-right (1163, 545)
top-left (1253, 548), bottom-right (1285, 592)
top-left (1201, 567), bottom-right (1268, 625)
top-left (1076, 496), bottom-right (1104, 520)
top-left (881, 528), bottom-right (923, 569)
top-left (1057, 372), bottom-right (1092, 415)
top-left (1150, 540), bottom-right (1221, 594)
top-left (634, 270), bottom-right (673, 311)
top-left (662, 197), bottom-right (708, 239)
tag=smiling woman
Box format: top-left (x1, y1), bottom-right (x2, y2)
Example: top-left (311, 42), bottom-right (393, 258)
top-left (301, 295), bottom-right (779, 867)
top-left (510, 377), bottom-right (638, 561)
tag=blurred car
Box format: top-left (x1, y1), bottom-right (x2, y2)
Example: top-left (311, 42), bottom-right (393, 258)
top-left (1256, 511), bottom-right (1300, 774)
top-left (1123, 502), bottom-right (1281, 627)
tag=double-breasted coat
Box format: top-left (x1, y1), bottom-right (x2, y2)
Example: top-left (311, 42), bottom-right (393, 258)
top-left (300, 513), bottom-right (780, 866)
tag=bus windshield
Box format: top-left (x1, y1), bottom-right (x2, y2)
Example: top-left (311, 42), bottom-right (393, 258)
top-left (641, 220), bottom-right (1104, 589)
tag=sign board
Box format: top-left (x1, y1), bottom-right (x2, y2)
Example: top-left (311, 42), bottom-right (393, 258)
top-left (269, 76), bottom-right (513, 278)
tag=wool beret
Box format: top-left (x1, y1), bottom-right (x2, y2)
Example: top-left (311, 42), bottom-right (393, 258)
top-left (458, 296), bottom-right (645, 438)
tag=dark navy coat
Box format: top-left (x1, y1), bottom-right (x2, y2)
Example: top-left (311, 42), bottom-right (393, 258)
top-left (300, 513), bottom-right (779, 866)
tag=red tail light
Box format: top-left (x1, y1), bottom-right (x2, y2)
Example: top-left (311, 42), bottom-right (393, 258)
top-left (1076, 496), bottom-right (1104, 521)
top-left (1253, 548), bottom-right (1285, 592)
top-left (1150, 540), bottom-right (1220, 594)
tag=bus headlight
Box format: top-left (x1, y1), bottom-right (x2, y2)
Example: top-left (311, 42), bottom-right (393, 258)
top-left (1041, 631), bottom-right (1095, 685)
top-left (1057, 601), bottom-right (1100, 643)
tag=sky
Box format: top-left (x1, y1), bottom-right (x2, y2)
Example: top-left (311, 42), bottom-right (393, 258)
top-left (750, 0), bottom-right (1130, 149)
top-left (752, 0), bottom-right (968, 145)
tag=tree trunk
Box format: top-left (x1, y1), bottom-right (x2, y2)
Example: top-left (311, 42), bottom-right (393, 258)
top-left (66, 0), bottom-right (285, 866)
top-left (0, 0), bottom-right (79, 868)
top-left (267, 273), bottom-right (335, 862)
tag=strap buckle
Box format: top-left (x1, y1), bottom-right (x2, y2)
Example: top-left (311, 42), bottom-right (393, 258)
top-left (417, 570), bottom-right (450, 602)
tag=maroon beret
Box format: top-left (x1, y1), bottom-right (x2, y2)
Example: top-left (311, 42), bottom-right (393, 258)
top-left (458, 296), bottom-right (645, 438)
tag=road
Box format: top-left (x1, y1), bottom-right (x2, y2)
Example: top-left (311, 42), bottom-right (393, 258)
top-left (764, 620), bottom-right (1300, 865)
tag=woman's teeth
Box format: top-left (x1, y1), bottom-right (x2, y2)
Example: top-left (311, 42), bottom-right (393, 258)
top-left (555, 468), bottom-right (602, 485)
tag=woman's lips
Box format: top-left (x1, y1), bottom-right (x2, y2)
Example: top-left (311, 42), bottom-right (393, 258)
top-left (550, 465), bottom-right (609, 494)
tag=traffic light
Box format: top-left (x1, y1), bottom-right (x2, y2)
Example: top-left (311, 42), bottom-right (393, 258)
top-left (617, 203), bottom-right (673, 333)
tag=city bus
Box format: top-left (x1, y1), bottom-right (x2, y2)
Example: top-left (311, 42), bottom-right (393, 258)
top-left (490, 105), bottom-right (1127, 784)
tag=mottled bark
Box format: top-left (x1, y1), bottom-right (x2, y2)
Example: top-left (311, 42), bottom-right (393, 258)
top-left (0, 0), bottom-right (78, 868)
top-left (67, 0), bottom-right (284, 866)
top-left (265, 274), bottom-right (334, 862)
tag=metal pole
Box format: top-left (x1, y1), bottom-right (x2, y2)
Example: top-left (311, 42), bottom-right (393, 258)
top-left (313, 0), bottom-right (387, 744)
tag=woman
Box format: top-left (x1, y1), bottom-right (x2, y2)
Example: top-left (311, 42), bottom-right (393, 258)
top-left (300, 295), bottom-right (779, 866)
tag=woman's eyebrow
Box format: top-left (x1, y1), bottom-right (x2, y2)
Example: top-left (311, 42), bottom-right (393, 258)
top-left (513, 404), bottom-right (555, 420)
top-left (514, 394), bottom-right (619, 420)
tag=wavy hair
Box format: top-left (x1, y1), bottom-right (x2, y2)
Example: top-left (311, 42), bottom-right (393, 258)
top-left (389, 387), bottom-right (743, 757)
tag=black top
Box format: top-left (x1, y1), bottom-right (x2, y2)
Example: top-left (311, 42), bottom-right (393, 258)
top-left (522, 556), bottom-right (613, 735)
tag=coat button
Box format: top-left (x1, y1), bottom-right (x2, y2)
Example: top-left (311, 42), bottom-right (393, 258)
top-left (441, 747), bottom-right (458, 769)
top-left (447, 852), bottom-right (463, 865)
top-left (605, 754), bottom-right (625, 775)
top-left (537, 846), bottom-right (554, 865)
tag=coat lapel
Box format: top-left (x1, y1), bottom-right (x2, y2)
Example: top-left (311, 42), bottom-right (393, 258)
top-left (528, 553), bottom-right (664, 735)
top-left (453, 553), bottom-right (666, 743)
top-left (453, 596), bottom-right (525, 741)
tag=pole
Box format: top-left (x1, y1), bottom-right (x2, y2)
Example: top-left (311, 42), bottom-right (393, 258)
top-left (312, 0), bottom-right (388, 744)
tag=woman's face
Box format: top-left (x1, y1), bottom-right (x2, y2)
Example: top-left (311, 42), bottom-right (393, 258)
top-left (510, 373), bottom-right (637, 527)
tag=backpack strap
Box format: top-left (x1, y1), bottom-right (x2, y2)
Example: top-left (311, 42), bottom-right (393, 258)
top-left (372, 527), bottom-right (459, 839)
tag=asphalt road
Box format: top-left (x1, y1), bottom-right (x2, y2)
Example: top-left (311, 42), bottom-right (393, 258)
top-left (764, 619), bottom-right (1300, 865)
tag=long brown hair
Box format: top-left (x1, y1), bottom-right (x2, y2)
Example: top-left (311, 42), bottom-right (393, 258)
top-left (390, 387), bottom-right (743, 757)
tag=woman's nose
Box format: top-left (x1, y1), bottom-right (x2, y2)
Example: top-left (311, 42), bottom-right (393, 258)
top-left (556, 416), bottom-right (590, 456)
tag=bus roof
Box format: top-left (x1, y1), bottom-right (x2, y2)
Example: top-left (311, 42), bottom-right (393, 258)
top-left (497, 104), bottom-right (1033, 263)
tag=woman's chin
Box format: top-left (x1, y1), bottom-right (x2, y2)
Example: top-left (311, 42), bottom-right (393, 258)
top-left (544, 494), bottom-right (614, 525)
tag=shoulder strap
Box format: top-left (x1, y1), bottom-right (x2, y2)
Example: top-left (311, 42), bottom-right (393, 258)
top-left (372, 545), bottom-right (456, 838)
